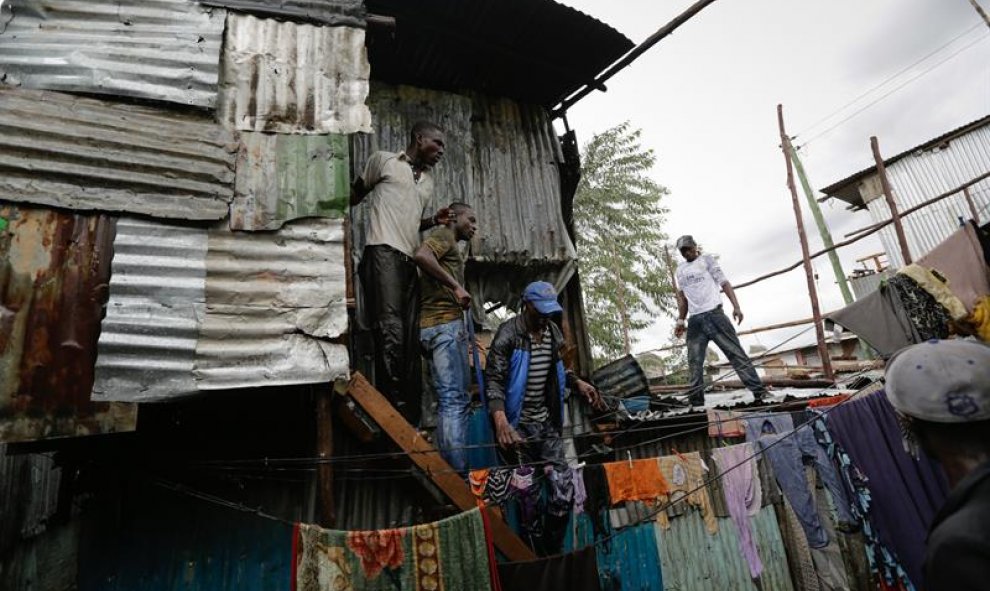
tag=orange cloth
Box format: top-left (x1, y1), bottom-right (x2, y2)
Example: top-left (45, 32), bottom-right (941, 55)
top-left (603, 458), bottom-right (670, 503)
top-left (469, 468), bottom-right (489, 502)
top-left (808, 394), bottom-right (850, 408)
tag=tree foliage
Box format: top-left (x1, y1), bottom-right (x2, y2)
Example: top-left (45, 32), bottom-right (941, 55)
top-left (574, 122), bottom-right (674, 364)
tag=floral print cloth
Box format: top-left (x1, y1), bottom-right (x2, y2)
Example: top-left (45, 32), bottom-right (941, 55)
top-left (294, 508), bottom-right (493, 591)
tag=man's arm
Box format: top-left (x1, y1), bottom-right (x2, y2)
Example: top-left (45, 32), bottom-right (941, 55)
top-left (485, 325), bottom-right (523, 448)
top-left (418, 207), bottom-right (452, 232)
top-left (721, 282), bottom-right (744, 324)
top-left (412, 241), bottom-right (470, 308)
top-left (350, 176), bottom-right (371, 206)
top-left (674, 289), bottom-right (688, 338)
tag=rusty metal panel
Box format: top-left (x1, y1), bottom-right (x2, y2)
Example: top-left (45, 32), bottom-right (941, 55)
top-left (218, 13), bottom-right (371, 134)
top-left (93, 217), bottom-right (349, 401)
top-left (0, 88), bottom-right (237, 221)
top-left (0, 0), bottom-right (225, 108)
top-left (0, 204), bottom-right (137, 443)
top-left (351, 83), bottom-right (576, 266)
top-left (658, 505), bottom-right (795, 591)
top-left (230, 133), bottom-right (349, 231)
top-left (199, 0), bottom-right (364, 26)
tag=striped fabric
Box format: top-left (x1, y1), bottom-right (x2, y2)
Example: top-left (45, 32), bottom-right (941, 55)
top-left (520, 328), bottom-right (552, 424)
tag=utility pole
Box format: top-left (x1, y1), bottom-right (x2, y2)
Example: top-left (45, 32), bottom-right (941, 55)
top-left (871, 136), bottom-right (913, 266)
top-left (790, 145), bottom-right (854, 305)
top-left (967, 0), bottom-right (990, 28)
top-left (778, 105), bottom-right (834, 382)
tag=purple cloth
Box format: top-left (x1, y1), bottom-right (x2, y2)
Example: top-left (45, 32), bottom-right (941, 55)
top-left (712, 443), bottom-right (763, 579)
top-left (825, 390), bottom-right (950, 587)
top-left (571, 465), bottom-right (587, 514)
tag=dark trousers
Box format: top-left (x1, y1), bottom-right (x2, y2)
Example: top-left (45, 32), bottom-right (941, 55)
top-left (686, 307), bottom-right (766, 404)
top-left (360, 245), bottom-right (422, 425)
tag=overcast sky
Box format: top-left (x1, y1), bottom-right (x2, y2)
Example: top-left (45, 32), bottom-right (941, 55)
top-left (556, 0), bottom-right (990, 360)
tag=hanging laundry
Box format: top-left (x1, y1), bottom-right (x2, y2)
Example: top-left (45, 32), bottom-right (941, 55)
top-left (886, 274), bottom-right (951, 341)
top-left (916, 221), bottom-right (990, 313)
top-left (807, 394), bottom-right (850, 409)
top-left (469, 467), bottom-right (514, 506)
top-left (496, 546), bottom-right (602, 591)
top-left (808, 410), bottom-right (916, 591)
top-left (963, 295), bottom-right (990, 342)
top-left (820, 390), bottom-right (949, 589)
top-left (603, 458), bottom-right (670, 503)
top-left (571, 464), bottom-right (587, 514)
top-left (294, 508), bottom-right (493, 591)
top-left (707, 408), bottom-right (746, 438)
top-left (744, 414), bottom-right (855, 549)
top-left (655, 452), bottom-right (718, 534)
top-left (712, 443), bottom-right (764, 579)
top-left (582, 463), bottom-right (611, 545)
top-left (825, 285), bottom-right (919, 358)
top-left (897, 264), bottom-right (967, 321)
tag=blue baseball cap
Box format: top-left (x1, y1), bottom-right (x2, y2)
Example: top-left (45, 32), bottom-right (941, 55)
top-left (522, 281), bottom-right (563, 316)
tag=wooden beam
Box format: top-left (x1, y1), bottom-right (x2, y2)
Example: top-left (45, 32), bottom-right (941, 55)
top-left (347, 373), bottom-right (535, 561)
top-left (316, 387), bottom-right (336, 527)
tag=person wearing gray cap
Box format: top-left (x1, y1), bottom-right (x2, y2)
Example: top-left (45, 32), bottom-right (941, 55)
top-left (885, 338), bottom-right (990, 590)
top-left (673, 235), bottom-right (768, 406)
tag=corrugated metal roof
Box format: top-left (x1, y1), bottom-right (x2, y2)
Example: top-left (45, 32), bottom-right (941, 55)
top-left (0, 204), bottom-right (137, 443)
top-left (591, 354), bottom-right (650, 400)
top-left (364, 0), bottom-right (633, 107)
top-left (0, 0), bottom-right (225, 108)
top-left (351, 83), bottom-right (576, 266)
top-left (199, 0), bottom-right (365, 27)
top-left (658, 505), bottom-right (795, 591)
top-left (218, 13), bottom-right (372, 134)
top-left (0, 88), bottom-right (236, 221)
top-left (230, 133), bottom-right (349, 231)
top-left (93, 217), bottom-right (349, 402)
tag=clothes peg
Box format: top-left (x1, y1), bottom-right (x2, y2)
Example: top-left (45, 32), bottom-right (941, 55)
top-left (627, 451), bottom-right (633, 469)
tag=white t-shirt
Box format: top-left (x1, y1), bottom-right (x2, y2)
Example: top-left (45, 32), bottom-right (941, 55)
top-left (361, 151), bottom-right (435, 257)
top-left (676, 254), bottom-right (728, 315)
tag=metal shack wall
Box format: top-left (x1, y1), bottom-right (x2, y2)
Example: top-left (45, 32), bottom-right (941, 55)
top-left (864, 123), bottom-right (990, 267)
top-left (200, 0), bottom-right (365, 27)
top-left (0, 88), bottom-right (237, 221)
top-left (0, 0), bottom-right (225, 108)
top-left (0, 204), bottom-right (137, 443)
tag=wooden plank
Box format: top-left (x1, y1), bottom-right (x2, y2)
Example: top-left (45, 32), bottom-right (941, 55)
top-left (347, 372), bottom-right (535, 561)
top-left (316, 387), bottom-right (336, 527)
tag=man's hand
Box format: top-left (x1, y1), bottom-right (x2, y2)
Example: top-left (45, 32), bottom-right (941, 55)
top-left (674, 320), bottom-right (686, 339)
top-left (732, 308), bottom-right (744, 325)
top-left (575, 379), bottom-right (606, 411)
top-left (434, 207), bottom-right (452, 226)
top-left (493, 411), bottom-right (523, 449)
top-left (454, 285), bottom-right (471, 309)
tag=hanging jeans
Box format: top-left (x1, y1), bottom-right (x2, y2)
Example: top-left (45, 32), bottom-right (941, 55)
top-left (420, 318), bottom-right (471, 474)
top-left (745, 414), bottom-right (855, 549)
top-left (360, 244), bottom-right (422, 425)
top-left (686, 306), bottom-right (767, 404)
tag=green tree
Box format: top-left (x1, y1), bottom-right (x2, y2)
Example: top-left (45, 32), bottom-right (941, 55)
top-left (574, 122), bottom-right (674, 364)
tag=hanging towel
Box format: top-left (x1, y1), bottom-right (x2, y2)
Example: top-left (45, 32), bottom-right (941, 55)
top-left (656, 452), bottom-right (718, 534)
top-left (712, 443), bottom-right (764, 579)
top-left (603, 458), bottom-right (670, 503)
top-left (707, 408), bottom-right (747, 438)
top-left (497, 546), bottom-right (602, 591)
top-left (295, 508), bottom-right (493, 591)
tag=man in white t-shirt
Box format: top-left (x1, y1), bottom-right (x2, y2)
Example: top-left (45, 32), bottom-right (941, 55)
top-left (673, 235), bottom-right (767, 406)
top-left (352, 121), bottom-right (451, 424)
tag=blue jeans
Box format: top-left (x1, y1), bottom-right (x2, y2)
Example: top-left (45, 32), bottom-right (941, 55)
top-left (686, 307), bottom-right (766, 403)
top-left (420, 319), bottom-right (470, 474)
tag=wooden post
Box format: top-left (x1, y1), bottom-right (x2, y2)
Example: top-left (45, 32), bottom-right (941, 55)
top-left (778, 105), bottom-right (835, 382)
top-left (964, 186), bottom-right (981, 223)
top-left (870, 136), bottom-right (913, 266)
top-left (347, 373), bottom-right (536, 561)
top-left (316, 387), bottom-right (336, 527)
top-left (967, 0), bottom-right (990, 29)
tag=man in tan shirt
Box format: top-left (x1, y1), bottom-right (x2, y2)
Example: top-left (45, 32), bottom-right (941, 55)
top-left (352, 121), bottom-right (450, 424)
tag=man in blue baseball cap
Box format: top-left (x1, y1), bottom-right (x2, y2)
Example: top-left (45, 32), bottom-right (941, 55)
top-left (485, 281), bottom-right (603, 554)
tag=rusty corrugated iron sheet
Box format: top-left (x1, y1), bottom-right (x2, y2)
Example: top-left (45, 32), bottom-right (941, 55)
top-left (351, 83), bottom-right (576, 266)
top-left (218, 13), bottom-right (371, 134)
top-left (364, 0), bottom-right (633, 107)
top-left (230, 133), bottom-right (349, 231)
top-left (0, 0), bottom-right (225, 108)
top-left (657, 505), bottom-right (795, 591)
top-left (0, 88), bottom-right (237, 221)
top-left (199, 0), bottom-right (364, 27)
top-left (0, 204), bottom-right (137, 443)
top-left (93, 217), bottom-right (349, 402)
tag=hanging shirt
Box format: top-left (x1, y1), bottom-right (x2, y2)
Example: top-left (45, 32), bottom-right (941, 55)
top-left (712, 443), bottom-right (764, 580)
top-left (656, 452), bottom-right (718, 534)
top-left (603, 458), bottom-right (670, 503)
top-left (675, 254), bottom-right (727, 315)
top-left (520, 328), bottom-right (553, 424)
top-left (360, 151), bottom-right (435, 257)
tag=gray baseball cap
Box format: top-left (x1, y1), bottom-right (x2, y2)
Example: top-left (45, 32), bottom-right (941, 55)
top-left (886, 339), bottom-right (990, 423)
top-left (675, 235), bottom-right (697, 250)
